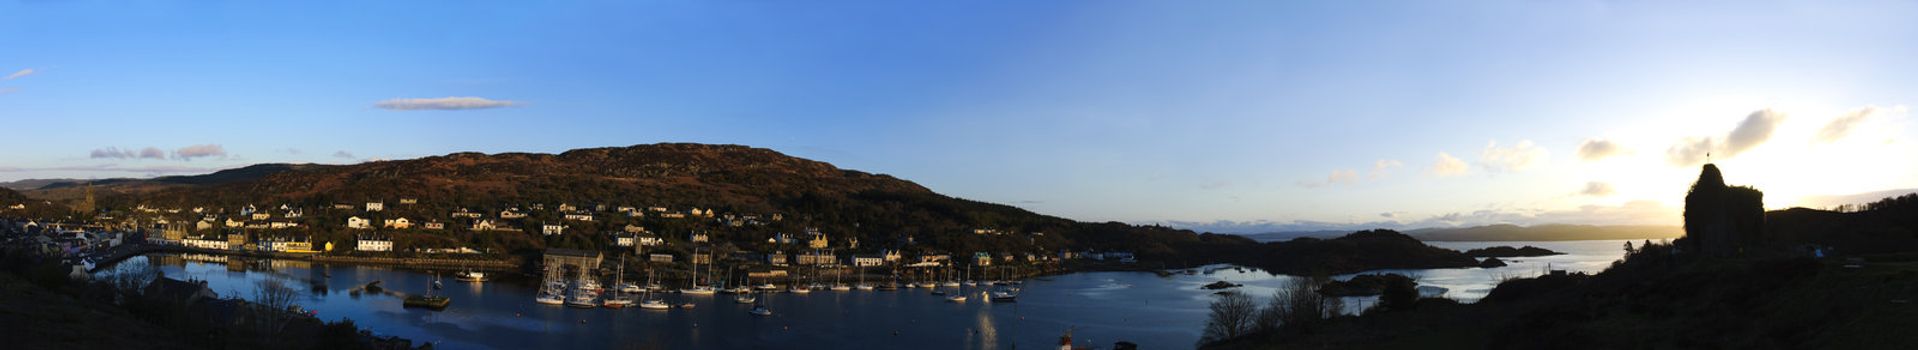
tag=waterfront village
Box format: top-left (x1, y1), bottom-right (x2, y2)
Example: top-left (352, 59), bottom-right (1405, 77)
top-left (0, 194), bottom-right (1143, 313)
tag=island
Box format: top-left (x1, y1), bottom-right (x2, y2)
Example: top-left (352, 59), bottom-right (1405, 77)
top-left (1461, 245), bottom-right (1562, 258)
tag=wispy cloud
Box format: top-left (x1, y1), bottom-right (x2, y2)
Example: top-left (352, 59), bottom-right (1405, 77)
top-left (1430, 152), bottom-right (1470, 177)
top-left (172, 144), bottom-right (228, 160)
top-left (1666, 109), bottom-right (1785, 166)
top-left (0, 164), bottom-right (223, 175)
top-left (1479, 140), bottom-right (1548, 173)
top-left (3, 68), bottom-right (33, 80)
top-left (332, 150), bottom-right (356, 159)
top-left (1299, 169), bottom-right (1360, 188)
top-left (1369, 159), bottom-right (1403, 180)
top-left (1817, 106), bottom-right (1907, 143)
top-left (1580, 181), bottom-right (1615, 196)
top-left (1576, 138), bottom-right (1625, 161)
top-left (375, 96), bottom-right (517, 111)
top-left (89, 147), bottom-right (168, 160)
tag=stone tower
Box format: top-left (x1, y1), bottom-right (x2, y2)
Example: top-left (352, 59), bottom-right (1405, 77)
top-left (1682, 163), bottom-right (1765, 256)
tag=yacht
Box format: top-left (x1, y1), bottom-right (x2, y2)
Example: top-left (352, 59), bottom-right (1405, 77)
top-left (454, 269), bottom-right (487, 282)
top-left (681, 286), bottom-right (718, 295)
top-left (754, 283), bottom-right (780, 291)
top-left (990, 287), bottom-right (1020, 302)
top-left (945, 294), bottom-right (968, 303)
top-left (535, 291), bottom-right (565, 305)
top-left (602, 293), bottom-right (634, 308)
top-left (639, 298), bottom-right (671, 310)
top-left (789, 284), bottom-right (812, 294)
top-left (617, 282), bottom-right (643, 294)
top-left (855, 284), bottom-right (876, 291)
top-left (748, 304), bottom-right (773, 317)
top-left (831, 284), bottom-right (852, 291)
top-left (733, 293), bottom-right (757, 304)
top-left (567, 291), bottom-right (599, 308)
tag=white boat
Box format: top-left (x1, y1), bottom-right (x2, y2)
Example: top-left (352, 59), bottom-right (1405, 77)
top-left (754, 283), bottom-right (779, 291)
top-left (748, 305), bottom-right (772, 316)
top-left (567, 288), bottom-right (599, 308)
top-left (830, 284), bottom-right (852, 291)
top-left (990, 288), bottom-right (1019, 302)
top-left (733, 293), bottom-right (757, 304)
top-left (617, 282), bottom-right (643, 294)
top-left (940, 281), bottom-right (960, 288)
top-left (681, 286), bottom-right (717, 295)
top-left (639, 298), bottom-right (671, 310)
top-left (855, 284), bottom-right (875, 291)
top-left (602, 294), bottom-right (634, 308)
top-left (535, 293), bottom-right (565, 305)
top-left (946, 294), bottom-right (968, 303)
top-left (789, 284), bottom-right (812, 294)
top-left (679, 302), bottom-right (696, 309)
top-left (454, 270), bottom-right (487, 282)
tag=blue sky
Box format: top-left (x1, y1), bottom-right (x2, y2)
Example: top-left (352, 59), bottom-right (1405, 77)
top-left (4, 1), bottom-right (1917, 233)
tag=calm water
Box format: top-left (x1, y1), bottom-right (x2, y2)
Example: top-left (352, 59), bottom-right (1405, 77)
top-left (98, 240), bottom-right (1628, 349)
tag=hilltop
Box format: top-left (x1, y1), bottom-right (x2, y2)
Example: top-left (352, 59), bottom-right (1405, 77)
top-left (8, 143), bottom-right (1497, 275)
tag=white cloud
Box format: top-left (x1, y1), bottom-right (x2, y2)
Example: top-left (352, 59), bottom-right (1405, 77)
top-left (332, 150), bottom-right (356, 159)
top-left (1576, 138), bottom-right (1625, 161)
top-left (173, 144), bottom-right (228, 160)
top-left (1580, 181), bottom-right (1615, 196)
top-left (1430, 152), bottom-right (1469, 176)
top-left (1818, 106), bottom-right (1906, 143)
top-left (1479, 140), bottom-right (1548, 173)
top-left (3, 68), bottom-right (33, 80)
top-left (1666, 109), bottom-right (1786, 166)
top-left (1369, 159), bottom-right (1403, 179)
top-left (375, 96), bottom-right (517, 111)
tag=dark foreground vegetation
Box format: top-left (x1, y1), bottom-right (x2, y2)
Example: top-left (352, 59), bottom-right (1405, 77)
top-left (0, 246), bottom-right (417, 349)
top-left (1197, 167), bottom-right (1918, 349)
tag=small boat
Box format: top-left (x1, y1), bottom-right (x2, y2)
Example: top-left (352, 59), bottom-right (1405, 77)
top-left (931, 290), bottom-right (947, 296)
top-left (602, 297), bottom-right (633, 308)
top-left (748, 305), bottom-right (772, 316)
top-left (733, 293), bottom-right (757, 304)
top-left (617, 283), bottom-right (643, 294)
top-left (679, 302), bottom-right (696, 309)
top-left (639, 298), bottom-right (671, 310)
top-left (831, 284), bottom-right (852, 291)
top-left (533, 290), bottom-right (560, 305)
top-left (432, 273), bottom-right (444, 290)
top-left (754, 283), bottom-right (779, 291)
top-left (856, 284), bottom-right (876, 291)
top-left (789, 284), bottom-right (812, 294)
top-left (454, 270), bottom-right (488, 282)
top-left (990, 289), bottom-right (1019, 302)
top-left (680, 286), bottom-right (718, 295)
top-left (876, 283), bottom-right (898, 291)
top-left (567, 289), bottom-right (599, 308)
top-left (404, 295), bottom-right (452, 309)
top-left (945, 294), bottom-right (968, 303)
top-left (940, 281), bottom-right (960, 288)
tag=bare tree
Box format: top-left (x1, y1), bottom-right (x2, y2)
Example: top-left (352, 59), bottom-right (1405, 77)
top-left (252, 278), bottom-right (299, 339)
top-left (1200, 291), bottom-right (1259, 345)
top-left (1262, 275), bottom-right (1344, 334)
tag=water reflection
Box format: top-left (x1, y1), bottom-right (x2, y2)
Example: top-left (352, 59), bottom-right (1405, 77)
top-left (95, 240), bottom-right (1627, 349)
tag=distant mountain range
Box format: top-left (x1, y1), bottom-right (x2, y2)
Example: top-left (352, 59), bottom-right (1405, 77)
top-left (1245, 224), bottom-right (1685, 242)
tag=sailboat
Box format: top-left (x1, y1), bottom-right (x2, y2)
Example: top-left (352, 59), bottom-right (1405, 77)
top-left (404, 277), bottom-right (452, 309)
top-left (855, 266), bottom-right (874, 290)
top-left (432, 273), bottom-right (445, 290)
top-left (535, 267), bottom-right (566, 305)
top-left (940, 267), bottom-right (960, 287)
top-left (680, 251), bottom-right (716, 295)
top-left (831, 268), bottom-right (852, 291)
top-left (604, 259), bottom-right (635, 308)
top-left (567, 269), bottom-right (600, 308)
top-left (733, 290), bottom-right (757, 304)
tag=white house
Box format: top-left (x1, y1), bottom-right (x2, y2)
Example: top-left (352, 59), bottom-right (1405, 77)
top-left (500, 210), bottom-right (527, 219)
top-left (182, 237), bottom-right (230, 250)
top-left (383, 217), bottom-right (413, 229)
top-left (346, 216), bottom-right (371, 229)
top-left (471, 220), bottom-right (500, 232)
top-left (365, 202), bottom-right (384, 212)
top-left (356, 236), bottom-right (393, 252)
top-left (852, 255), bottom-right (886, 267)
top-left (563, 214), bottom-right (594, 222)
top-left (614, 232), bottom-right (637, 247)
top-left (541, 224), bottom-right (567, 236)
top-left (422, 221), bottom-right (445, 230)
